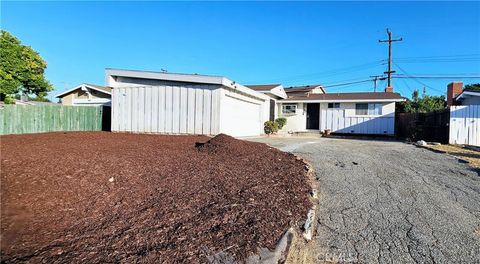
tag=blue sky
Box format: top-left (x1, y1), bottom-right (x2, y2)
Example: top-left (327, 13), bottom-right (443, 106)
top-left (2, 1), bottom-right (480, 100)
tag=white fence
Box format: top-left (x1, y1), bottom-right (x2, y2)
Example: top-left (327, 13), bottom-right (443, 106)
top-left (449, 105), bottom-right (480, 146)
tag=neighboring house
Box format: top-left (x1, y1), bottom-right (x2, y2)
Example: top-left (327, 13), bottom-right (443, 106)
top-left (107, 69), bottom-right (271, 137)
top-left (278, 89), bottom-right (405, 135)
top-left (284, 84), bottom-right (326, 96)
top-left (447, 82), bottom-right (480, 106)
top-left (56, 83), bottom-right (112, 106)
top-left (245, 84), bottom-right (287, 121)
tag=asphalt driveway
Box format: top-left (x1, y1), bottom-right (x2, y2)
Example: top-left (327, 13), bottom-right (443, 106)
top-left (249, 137), bottom-right (480, 263)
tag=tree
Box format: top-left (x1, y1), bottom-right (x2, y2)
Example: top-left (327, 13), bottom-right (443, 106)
top-left (464, 83), bottom-right (480, 92)
top-left (0, 30), bottom-right (52, 100)
top-left (397, 89), bottom-right (446, 113)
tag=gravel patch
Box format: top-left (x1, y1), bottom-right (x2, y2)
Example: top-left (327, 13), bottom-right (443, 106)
top-left (249, 137), bottom-right (480, 263)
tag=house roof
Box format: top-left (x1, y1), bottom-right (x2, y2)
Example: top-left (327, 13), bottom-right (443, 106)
top-left (245, 84), bottom-right (281, 91)
top-left (282, 92), bottom-right (405, 102)
top-left (285, 85), bottom-right (325, 93)
top-left (56, 83), bottom-right (111, 98)
top-left (455, 90), bottom-right (480, 101)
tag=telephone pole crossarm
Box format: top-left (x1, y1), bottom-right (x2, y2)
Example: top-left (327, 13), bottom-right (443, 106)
top-left (379, 28), bottom-right (403, 90)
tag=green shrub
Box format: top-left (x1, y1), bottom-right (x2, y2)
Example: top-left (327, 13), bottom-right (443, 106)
top-left (3, 96), bottom-right (15, 104)
top-left (275, 117), bottom-right (287, 129)
top-left (264, 121), bottom-right (279, 135)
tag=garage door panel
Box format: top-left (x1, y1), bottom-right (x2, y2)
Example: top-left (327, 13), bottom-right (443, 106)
top-left (221, 94), bottom-right (262, 137)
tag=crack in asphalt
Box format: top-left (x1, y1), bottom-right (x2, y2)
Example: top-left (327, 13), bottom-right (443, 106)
top-left (248, 137), bottom-right (480, 263)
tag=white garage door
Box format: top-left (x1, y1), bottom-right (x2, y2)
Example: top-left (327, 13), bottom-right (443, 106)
top-left (220, 94), bottom-right (262, 137)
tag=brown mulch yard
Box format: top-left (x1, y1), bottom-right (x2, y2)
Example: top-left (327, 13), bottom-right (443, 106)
top-left (1, 132), bottom-right (312, 263)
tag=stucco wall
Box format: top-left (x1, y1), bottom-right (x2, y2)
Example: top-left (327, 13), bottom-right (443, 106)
top-left (60, 93), bottom-right (74, 105)
top-left (278, 103), bottom-right (307, 132)
top-left (59, 89), bottom-right (111, 106)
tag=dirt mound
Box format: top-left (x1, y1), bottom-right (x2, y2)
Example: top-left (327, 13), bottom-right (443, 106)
top-left (1, 132), bottom-right (312, 263)
top-left (196, 133), bottom-right (253, 154)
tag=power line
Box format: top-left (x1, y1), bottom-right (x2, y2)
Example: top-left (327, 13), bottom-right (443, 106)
top-left (393, 54), bottom-right (480, 60)
top-left (392, 62), bottom-right (445, 93)
top-left (322, 79), bottom-right (373, 88)
top-left (392, 75), bottom-right (480, 79)
top-left (256, 60), bottom-right (383, 83)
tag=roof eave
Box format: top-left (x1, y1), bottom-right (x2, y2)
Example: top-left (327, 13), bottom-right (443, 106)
top-left (280, 98), bottom-right (406, 103)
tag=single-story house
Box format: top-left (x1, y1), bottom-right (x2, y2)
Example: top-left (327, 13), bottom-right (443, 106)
top-left (277, 91), bottom-right (405, 135)
top-left (100, 68), bottom-right (405, 137)
top-left (56, 83), bottom-right (112, 106)
top-left (447, 82), bottom-right (480, 106)
top-left (107, 69), bottom-right (272, 137)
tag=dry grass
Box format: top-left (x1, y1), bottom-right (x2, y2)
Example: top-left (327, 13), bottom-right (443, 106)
top-left (425, 144), bottom-right (480, 168)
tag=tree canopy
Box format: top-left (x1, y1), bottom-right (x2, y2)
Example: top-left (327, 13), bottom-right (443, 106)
top-left (464, 83), bottom-right (480, 92)
top-left (0, 30), bottom-right (52, 99)
top-left (397, 89), bottom-right (446, 113)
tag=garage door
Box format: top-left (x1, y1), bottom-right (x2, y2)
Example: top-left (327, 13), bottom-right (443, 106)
top-left (220, 94), bottom-right (262, 137)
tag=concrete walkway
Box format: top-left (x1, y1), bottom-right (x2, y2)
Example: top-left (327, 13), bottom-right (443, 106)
top-left (249, 137), bottom-right (480, 263)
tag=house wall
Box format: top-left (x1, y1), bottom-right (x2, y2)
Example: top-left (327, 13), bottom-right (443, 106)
top-left (320, 102), bottom-right (396, 135)
top-left (59, 89), bottom-right (111, 106)
top-left (278, 103), bottom-right (307, 132)
top-left (461, 97), bottom-right (480, 105)
top-left (60, 93), bottom-right (74, 105)
top-left (278, 102), bottom-right (396, 135)
top-left (111, 76), bottom-right (268, 136)
top-left (112, 84), bottom-right (222, 134)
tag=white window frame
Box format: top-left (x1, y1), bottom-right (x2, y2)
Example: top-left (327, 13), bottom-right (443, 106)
top-left (328, 103), bottom-right (341, 109)
top-left (355, 103), bottom-right (382, 116)
top-left (282, 104), bottom-right (297, 115)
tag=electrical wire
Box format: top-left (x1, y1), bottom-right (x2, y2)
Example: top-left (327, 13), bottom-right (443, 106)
top-left (392, 62), bottom-right (445, 94)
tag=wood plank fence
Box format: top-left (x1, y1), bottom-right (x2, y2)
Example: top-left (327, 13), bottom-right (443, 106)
top-left (396, 109), bottom-right (450, 143)
top-left (449, 105), bottom-right (480, 146)
top-left (0, 105), bottom-right (109, 135)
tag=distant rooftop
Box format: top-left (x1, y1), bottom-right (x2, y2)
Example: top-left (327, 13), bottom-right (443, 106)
top-left (245, 84), bottom-right (281, 91)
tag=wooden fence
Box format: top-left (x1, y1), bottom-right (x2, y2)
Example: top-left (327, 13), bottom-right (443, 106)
top-left (449, 105), bottom-right (480, 146)
top-left (396, 109), bottom-right (450, 143)
top-left (0, 105), bottom-right (109, 135)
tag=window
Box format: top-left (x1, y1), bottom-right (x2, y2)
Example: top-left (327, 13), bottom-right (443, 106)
top-left (355, 103), bottom-right (382, 115)
top-left (282, 104), bottom-right (297, 114)
top-left (328, 103), bottom-right (340, 109)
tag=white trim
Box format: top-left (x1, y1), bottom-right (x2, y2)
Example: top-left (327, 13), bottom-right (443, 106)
top-left (106, 68), bottom-right (225, 87)
top-left (72, 98), bottom-right (111, 104)
top-left (56, 84), bottom-right (111, 98)
top-left (106, 68), bottom-right (269, 101)
top-left (280, 98), bottom-right (405, 103)
top-left (456, 91), bottom-right (480, 101)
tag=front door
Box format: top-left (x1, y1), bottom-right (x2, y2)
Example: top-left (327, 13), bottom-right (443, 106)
top-left (306, 103), bottom-right (320, 129)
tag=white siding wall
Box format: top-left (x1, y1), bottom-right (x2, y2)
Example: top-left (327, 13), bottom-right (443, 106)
top-left (112, 85), bottom-right (221, 135)
top-left (449, 105), bottom-right (480, 146)
top-left (321, 102), bottom-right (395, 135)
top-left (278, 102), bottom-right (396, 135)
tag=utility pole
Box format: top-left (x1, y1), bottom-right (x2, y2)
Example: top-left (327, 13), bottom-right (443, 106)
top-left (370, 75), bottom-right (386, 92)
top-left (379, 28), bottom-right (403, 89)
